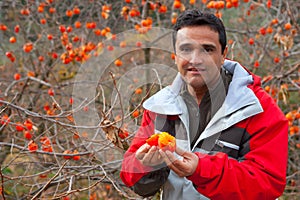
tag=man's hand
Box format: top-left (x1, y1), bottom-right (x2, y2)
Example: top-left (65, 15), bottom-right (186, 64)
top-left (159, 147), bottom-right (199, 177)
top-left (135, 143), bottom-right (165, 166)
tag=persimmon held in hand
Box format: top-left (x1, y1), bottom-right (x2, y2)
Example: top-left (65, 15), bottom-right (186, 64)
top-left (146, 133), bottom-right (159, 146)
top-left (146, 132), bottom-right (176, 152)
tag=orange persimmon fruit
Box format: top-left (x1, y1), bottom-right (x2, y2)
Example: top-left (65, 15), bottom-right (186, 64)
top-left (146, 132), bottom-right (176, 152)
top-left (146, 133), bottom-right (159, 146)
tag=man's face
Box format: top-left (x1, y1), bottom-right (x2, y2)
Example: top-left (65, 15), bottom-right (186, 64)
top-left (175, 26), bottom-right (227, 91)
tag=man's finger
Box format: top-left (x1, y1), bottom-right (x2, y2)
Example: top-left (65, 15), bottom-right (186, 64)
top-left (142, 146), bottom-right (157, 161)
top-left (159, 149), bottom-right (177, 166)
top-left (175, 146), bottom-right (187, 157)
top-left (136, 143), bottom-right (151, 160)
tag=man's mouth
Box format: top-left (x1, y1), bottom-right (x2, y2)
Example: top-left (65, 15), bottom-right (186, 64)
top-left (187, 67), bottom-right (206, 72)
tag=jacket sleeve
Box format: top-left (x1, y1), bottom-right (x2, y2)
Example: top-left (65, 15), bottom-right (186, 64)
top-left (120, 110), bottom-right (170, 197)
top-left (187, 93), bottom-right (288, 199)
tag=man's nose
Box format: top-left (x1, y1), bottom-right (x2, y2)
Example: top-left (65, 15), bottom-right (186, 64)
top-left (189, 49), bottom-right (205, 64)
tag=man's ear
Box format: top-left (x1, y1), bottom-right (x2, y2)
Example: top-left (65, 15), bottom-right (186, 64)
top-left (222, 46), bottom-right (228, 64)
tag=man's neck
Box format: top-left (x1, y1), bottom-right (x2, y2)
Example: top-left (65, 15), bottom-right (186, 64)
top-left (187, 85), bottom-right (207, 105)
top-left (187, 75), bottom-right (222, 105)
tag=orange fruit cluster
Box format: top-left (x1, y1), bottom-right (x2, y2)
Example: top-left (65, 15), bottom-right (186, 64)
top-left (146, 132), bottom-right (176, 152)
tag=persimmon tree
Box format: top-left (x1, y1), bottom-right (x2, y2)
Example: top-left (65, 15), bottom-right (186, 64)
top-left (0, 0), bottom-right (299, 199)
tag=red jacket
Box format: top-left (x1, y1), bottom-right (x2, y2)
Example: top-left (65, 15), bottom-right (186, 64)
top-left (120, 60), bottom-right (288, 199)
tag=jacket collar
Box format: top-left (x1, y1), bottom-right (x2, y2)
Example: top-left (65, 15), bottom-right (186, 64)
top-left (143, 72), bottom-right (185, 115)
top-left (144, 59), bottom-right (262, 115)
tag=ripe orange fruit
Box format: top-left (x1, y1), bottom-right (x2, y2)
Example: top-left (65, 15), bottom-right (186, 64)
top-left (259, 27), bottom-right (266, 35)
top-left (37, 5), bottom-right (44, 13)
top-left (9, 36), bottom-right (16, 43)
top-left (118, 131), bottom-right (129, 139)
top-left (48, 88), bottom-right (55, 96)
top-left (158, 132), bottom-right (176, 152)
top-left (274, 57), bottom-right (280, 63)
top-left (101, 12), bottom-right (109, 19)
top-left (171, 53), bottom-right (176, 60)
top-left (132, 110), bottom-right (140, 118)
top-left (74, 21), bottom-right (81, 28)
top-left (24, 119), bottom-right (33, 130)
top-left (15, 122), bottom-right (24, 132)
top-left (73, 6), bottom-right (81, 15)
top-left (14, 73), bottom-right (21, 80)
top-left (24, 131), bottom-right (32, 140)
top-left (141, 19), bottom-right (149, 27)
top-left (266, 0), bottom-right (271, 8)
top-left (83, 106), bottom-right (89, 112)
top-left (136, 41), bottom-right (142, 47)
top-left (94, 29), bottom-right (101, 36)
top-left (135, 88), bottom-right (143, 94)
top-left (271, 18), bottom-right (278, 25)
top-left (114, 59), bottom-right (122, 67)
top-left (264, 85), bottom-right (270, 93)
top-left (1, 24), bottom-right (8, 31)
top-left (146, 133), bottom-right (159, 146)
top-left (173, 0), bottom-right (181, 9)
top-left (285, 112), bottom-right (293, 121)
top-left (119, 41), bottom-right (126, 48)
top-left (107, 45), bottom-right (114, 51)
top-left (146, 132), bottom-right (176, 152)
top-left (20, 8), bottom-right (30, 15)
top-left (171, 17), bottom-right (177, 24)
top-left (63, 150), bottom-right (72, 159)
top-left (284, 22), bottom-right (292, 30)
top-left (47, 34), bottom-right (53, 40)
top-left (23, 42), bottom-right (33, 53)
top-left (72, 36), bottom-right (80, 42)
top-left (226, 1), bottom-right (233, 8)
top-left (1, 115), bottom-right (10, 125)
top-left (40, 18), bottom-right (46, 24)
top-left (158, 5), bottom-right (167, 13)
top-left (73, 150), bottom-right (80, 160)
top-left (248, 38), bottom-right (255, 45)
top-left (232, 0), bottom-right (239, 7)
top-left (190, 0), bottom-right (196, 5)
top-left (254, 60), bottom-right (260, 68)
top-left (28, 140), bottom-right (38, 152)
top-left (6, 51), bottom-right (13, 58)
top-left (73, 132), bottom-right (80, 139)
top-left (65, 10), bottom-right (73, 17)
top-left (59, 25), bottom-right (66, 33)
top-left (40, 136), bottom-right (51, 146)
top-left (14, 25), bottom-right (20, 33)
top-left (69, 97), bottom-right (74, 104)
top-left (49, 7), bottom-right (56, 14)
top-left (67, 26), bottom-right (72, 33)
top-left (86, 22), bottom-right (96, 29)
top-left (129, 9), bottom-right (137, 17)
top-left (266, 26), bottom-right (273, 34)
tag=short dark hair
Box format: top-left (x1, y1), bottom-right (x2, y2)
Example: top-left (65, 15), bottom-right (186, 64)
top-left (172, 9), bottom-right (227, 54)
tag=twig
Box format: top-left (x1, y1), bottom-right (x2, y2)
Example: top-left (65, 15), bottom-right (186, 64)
top-left (52, 178), bottom-right (103, 199)
top-left (274, 62), bottom-right (300, 79)
top-left (31, 160), bottom-right (68, 200)
top-left (0, 100), bottom-right (100, 129)
top-left (109, 72), bottom-right (124, 128)
top-left (0, 142), bottom-right (91, 157)
top-left (98, 165), bottom-right (137, 200)
top-left (0, 166), bottom-right (6, 200)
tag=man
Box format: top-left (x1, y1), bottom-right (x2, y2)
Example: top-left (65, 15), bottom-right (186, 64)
top-left (120, 9), bottom-right (288, 200)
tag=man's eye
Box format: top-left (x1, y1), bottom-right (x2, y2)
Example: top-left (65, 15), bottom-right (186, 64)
top-left (180, 47), bottom-right (192, 52)
top-left (204, 47), bottom-right (214, 52)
